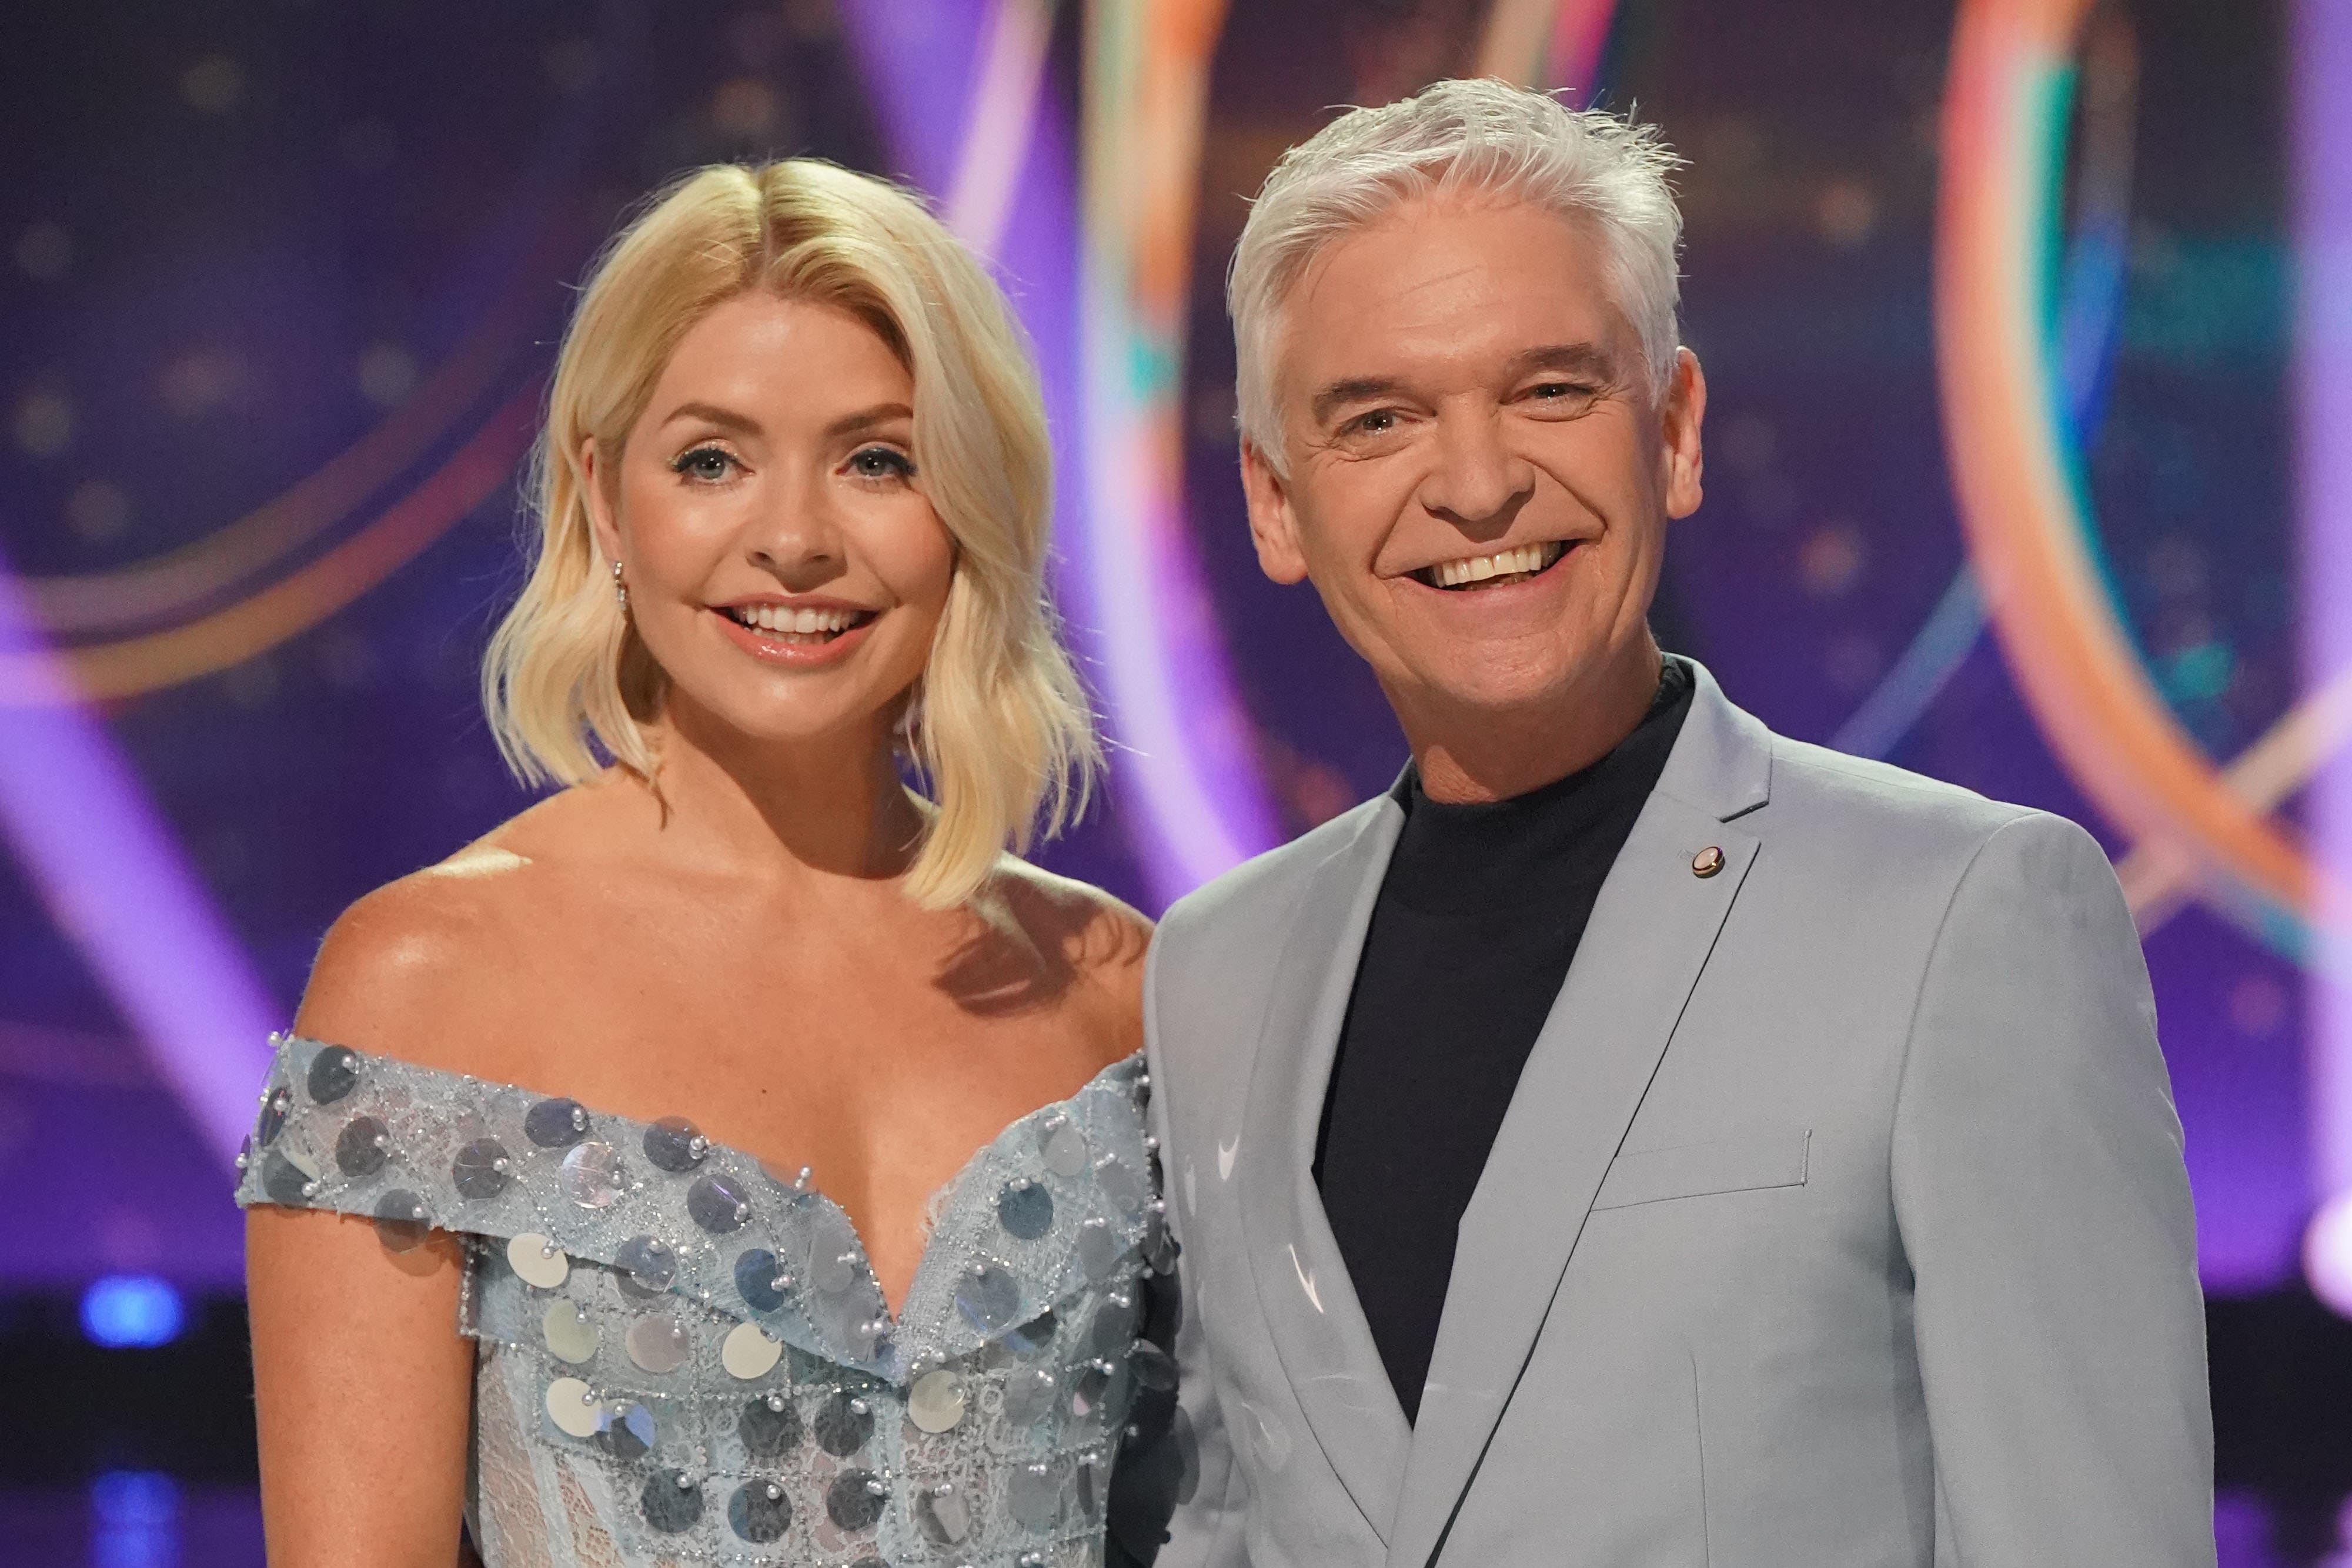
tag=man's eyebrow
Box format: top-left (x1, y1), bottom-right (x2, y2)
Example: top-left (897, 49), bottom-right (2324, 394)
top-left (1305, 345), bottom-right (1618, 427)
top-left (1309, 376), bottom-right (1406, 427)
top-left (1508, 342), bottom-right (1617, 379)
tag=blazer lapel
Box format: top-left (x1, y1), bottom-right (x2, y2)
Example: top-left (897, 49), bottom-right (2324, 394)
top-left (1234, 797), bottom-right (1415, 1542)
top-left (1385, 666), bottom-right (1776, 1567)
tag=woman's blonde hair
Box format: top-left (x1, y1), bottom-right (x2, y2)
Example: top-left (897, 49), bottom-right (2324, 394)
top-left (483, 159), bottom-right (1098, 908)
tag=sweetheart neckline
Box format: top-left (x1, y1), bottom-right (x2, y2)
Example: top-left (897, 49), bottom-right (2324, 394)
top-left (286, 1033), bottom-right (1147, 1330)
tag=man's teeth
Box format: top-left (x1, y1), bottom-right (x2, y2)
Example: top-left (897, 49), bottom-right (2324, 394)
top-left (728, 604), bottom-right (864, 636)
top-left (1426, 540), bottom-right (1567, 589)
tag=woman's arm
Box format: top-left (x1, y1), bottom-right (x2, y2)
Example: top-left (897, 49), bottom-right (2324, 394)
top-left (246, 1206), bottom-right (473, 1566)
top-left (246, 884), bottom-right (496, 1566)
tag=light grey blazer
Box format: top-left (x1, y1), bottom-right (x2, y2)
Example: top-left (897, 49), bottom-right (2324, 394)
top-left (1140, 663), bottom-right (2213, 1567)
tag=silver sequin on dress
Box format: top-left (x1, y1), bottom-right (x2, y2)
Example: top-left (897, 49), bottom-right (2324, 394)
top-left (235, 1035), bottom-right (1167, 1567)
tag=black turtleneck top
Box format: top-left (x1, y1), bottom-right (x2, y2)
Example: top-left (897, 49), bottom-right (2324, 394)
top-left (1312, 658), bottom-right (1695, 1423)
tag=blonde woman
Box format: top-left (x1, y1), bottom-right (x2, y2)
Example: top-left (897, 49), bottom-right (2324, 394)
top-left (239, 161), bottom-right (1168, 1567)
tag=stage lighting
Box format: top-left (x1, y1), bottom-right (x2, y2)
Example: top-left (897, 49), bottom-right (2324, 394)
top-left (79, 1275), bottom-right (186, 1349)
top-left (2304, 1196), bottom-right (2352, 1318)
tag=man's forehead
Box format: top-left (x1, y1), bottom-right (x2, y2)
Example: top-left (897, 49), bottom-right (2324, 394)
top-left (1275, 198), bottom-right (1627, 392)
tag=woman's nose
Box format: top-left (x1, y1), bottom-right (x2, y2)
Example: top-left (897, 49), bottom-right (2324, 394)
top-left (746, 469), bottom-right (846, 587)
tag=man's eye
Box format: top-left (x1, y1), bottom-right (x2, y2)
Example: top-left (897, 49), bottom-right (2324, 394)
top-left (670, 446), bottom-right (739, 483)
top-left (1348, 410), bottom-right (1396, 436)
top-left (1531, 382), bottom-right (1594, 400)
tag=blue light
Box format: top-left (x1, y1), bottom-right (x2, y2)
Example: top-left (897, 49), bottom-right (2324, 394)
top-left (91, 1469), bottom-right (179, 1568)
top-left (79, 1275), bottom-right (185, 1349)
top-left (91, 1469), bottom-right (179, 1527)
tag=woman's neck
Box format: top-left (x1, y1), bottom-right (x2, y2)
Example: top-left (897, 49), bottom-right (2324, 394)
top-left (624, 700), bottom-right (929, 891)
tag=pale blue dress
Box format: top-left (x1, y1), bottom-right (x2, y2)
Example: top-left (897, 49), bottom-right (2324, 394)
top-left (235, 1034), bottom-right (1172, 1567)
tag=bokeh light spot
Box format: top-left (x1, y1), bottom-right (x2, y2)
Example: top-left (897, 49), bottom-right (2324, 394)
top-left (220, 656), bottom-right (281, 710)
top-left (14, 390), bottom-right (73, 456)
top-left (1826, 634), bottom-right (1884, 695)
top-left (2230, 972), bottom-right (2291, 1039)
top-left (358, 343), bottom-right (419, 407)
top-left (68, 480), bottom-right (132, 544)
top-left (90, 1468), bottom-right (178, 1527)
top-left (15, 221), bottom-right (70, 280)
top-left (157, 347), bottom-right (246, 419)
top-left (181, 54), bottom-right (244, 115)
top-left (2306, 1195), bottom-right (2352, 1318)
top-left (79, 1276), bottom-right (185, 1349)
top-left (1800, 521), bottom-right (1867, 599)
top-left (711, 79), bottom-right (783, 141)
top-left (1718, 411), bottom-right (1778, 476)
top-left (544, 38), bottom-right (599, 95)
top-left (1815, 178), bottom-right (1880, 248)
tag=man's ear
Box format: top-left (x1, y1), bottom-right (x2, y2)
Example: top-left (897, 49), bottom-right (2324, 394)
top-left (581, 437), bottom-right (623, 564)
top-left (1661, 346), bottom-right (1706, 521)
top-left (1240, 439), bottom-right (1311, 586)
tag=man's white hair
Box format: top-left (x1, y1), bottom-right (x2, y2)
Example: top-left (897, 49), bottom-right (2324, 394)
top-left (1227, 77), bottom-right (1685, 466)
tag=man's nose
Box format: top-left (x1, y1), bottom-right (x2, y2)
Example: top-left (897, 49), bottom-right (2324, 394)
top-left (1418, 405), bottom-right (1535, 537)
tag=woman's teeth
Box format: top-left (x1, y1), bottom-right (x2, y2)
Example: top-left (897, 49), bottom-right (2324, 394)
top-left (724, 604), bottom-right (868, 641)
top-left (1422, 540), bottom-right (1569, 590)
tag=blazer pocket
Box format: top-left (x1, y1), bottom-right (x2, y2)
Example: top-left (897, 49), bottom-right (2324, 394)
top-left (1590, 1129), bottom-right (1810, 1212)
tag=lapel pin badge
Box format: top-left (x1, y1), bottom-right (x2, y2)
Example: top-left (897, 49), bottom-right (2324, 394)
top-left (1691, 845), bottom-right (1726, 878)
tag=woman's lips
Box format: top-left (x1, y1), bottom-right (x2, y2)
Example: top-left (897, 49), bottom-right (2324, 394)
top-left (709, 605), bottom-right (878, 667)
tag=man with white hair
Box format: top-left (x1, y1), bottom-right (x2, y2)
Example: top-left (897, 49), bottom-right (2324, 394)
top-left (1130, 78), bottom-right (2212, 1566)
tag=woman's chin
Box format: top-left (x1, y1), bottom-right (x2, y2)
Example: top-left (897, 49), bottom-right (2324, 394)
top-left (659, 686), bottom-right (908, 757)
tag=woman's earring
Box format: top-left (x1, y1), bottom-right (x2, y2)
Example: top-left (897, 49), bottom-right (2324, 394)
top-left (612, 559), bottom-right (628, 611)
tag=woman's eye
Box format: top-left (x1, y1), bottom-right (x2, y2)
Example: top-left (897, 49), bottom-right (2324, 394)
top-left (848, 446), bottom-right (916, 482)
top-left (670, 446), bottom-right (739, 483)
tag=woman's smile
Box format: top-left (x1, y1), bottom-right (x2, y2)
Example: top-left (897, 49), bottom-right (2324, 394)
top-left (710, 594), bottom-right (881, 667)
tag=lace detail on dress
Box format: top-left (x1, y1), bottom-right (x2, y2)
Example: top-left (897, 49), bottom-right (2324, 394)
top-left (235, 1034), bottom-right (1170, 1567)
top-left (473, 1341), bottom-right (559, 1568)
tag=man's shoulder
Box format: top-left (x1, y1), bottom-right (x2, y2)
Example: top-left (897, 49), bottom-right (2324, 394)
top-left (1155, 795), bottom-right (1389, 954)
top-left (1741, 728), bottom-right (2130, 931)
top-left (1756, 731), bottom-right (2043, 857)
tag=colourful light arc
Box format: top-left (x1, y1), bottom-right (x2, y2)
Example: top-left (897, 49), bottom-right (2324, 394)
top-left (0, 389), bottom-right (540, 706)
top-left (1057, 0), bottom-right (1633, 902)
top-left (8, 0), bottom-right (628, 667)
top-left (1836, 12), bottom-right (2135, 768)
top-left (852, 0), bottom-right (1285, 905)
top-left (2294, 0), bottom-right (2352, 1307)
top-left (1935, 0), bottom-right (2328, 927)
top-left (0, 7), bottom-right (636, 1182)
top-left (853, 0), bottom-right (1647, 906)
top-left (1476, 0), bottom-right (1621, 101)
top-left (1078, 0), bottom-right (1282, 901)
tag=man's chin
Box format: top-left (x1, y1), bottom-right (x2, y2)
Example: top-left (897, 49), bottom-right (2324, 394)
top-left (1394, 670), bottom-right (1592, 724)
top-left (1379, 633), bottom-right (1659, 730)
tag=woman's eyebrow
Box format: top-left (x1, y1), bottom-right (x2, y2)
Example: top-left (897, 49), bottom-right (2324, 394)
top-left (654, 400), bottom-right (914, 439)
top-left (824, 402), bottom-right (914, 439)
top-left (659, 400), bottom-right (761, 434)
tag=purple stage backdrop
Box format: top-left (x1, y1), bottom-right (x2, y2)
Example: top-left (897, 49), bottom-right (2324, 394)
top-left (0, 0), bottom-right (2337, 1560)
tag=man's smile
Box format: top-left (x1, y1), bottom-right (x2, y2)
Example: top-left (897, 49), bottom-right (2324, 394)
top-left (1407, 539), bottom-right (1575, 590)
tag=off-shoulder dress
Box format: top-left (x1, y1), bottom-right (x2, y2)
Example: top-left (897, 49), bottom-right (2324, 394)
top-left (235, 1034), bottom-right (1172, 1567)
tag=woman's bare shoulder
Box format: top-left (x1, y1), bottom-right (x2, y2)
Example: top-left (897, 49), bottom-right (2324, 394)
top-left (987, 859), bottom-right (1152, 1051)
top-left (295, 783), bottom-right (630, 1082)
top-left (993, 860), bottom-right (1150, 954)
